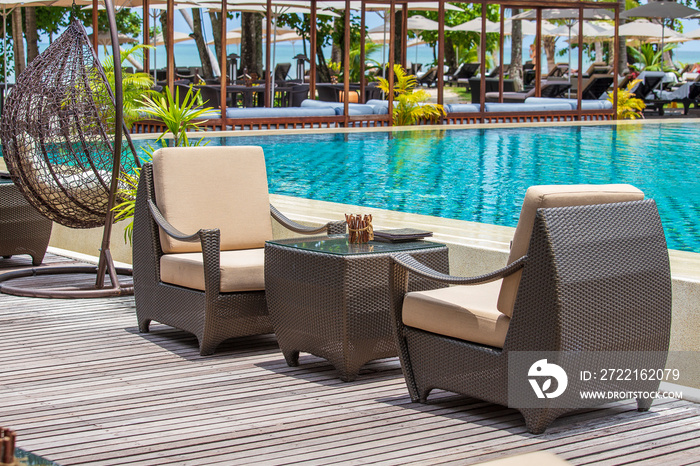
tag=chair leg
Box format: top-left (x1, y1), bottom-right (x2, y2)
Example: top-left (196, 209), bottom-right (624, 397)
top-left (283, 350), bottom-right (300, 367)
top-left (417, 387), bottom-right (433, 404)
top-left (31, 252), bottom-right (45, 266)
top-left (138, 318), bottom-right (151, 333)
top-left (199, 343), bottom-right (218, 356)
top-left (637, 396), bottom-right (654, 412)
top-left (520, 408), bottom-right (563, 435)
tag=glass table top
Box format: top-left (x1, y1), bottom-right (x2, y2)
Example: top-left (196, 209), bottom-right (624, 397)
top-left (15, 447), bottom-right (61, 465)
top-left (267, 235), bottom-right (445, 256)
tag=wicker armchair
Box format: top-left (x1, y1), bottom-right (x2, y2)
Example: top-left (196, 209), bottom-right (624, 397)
top-left (0, 176), bottom-right (52, 266)
top-left (133, 146), bottom-right (345, 355)
top-left (389, 185), bottom-right (672, 433)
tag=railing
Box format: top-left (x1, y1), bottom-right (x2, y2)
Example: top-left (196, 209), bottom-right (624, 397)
top-left (130, 109), bottom-right (613, 134)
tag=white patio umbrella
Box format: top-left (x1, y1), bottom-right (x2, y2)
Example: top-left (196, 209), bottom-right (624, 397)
top-left (317, 1), bottom-right (463, 12)
top-left (200, 1), bottom-right (336, 102)
top-left (153, 30), bottom-right (195, 46)
top-left (601, 19), bottom-right (687, 41)
top-left (510, 8), bottom-right (614, 21)
top-left (82, 0), bottom-right (205, 78)
top-left (205, 28), bottom-right (301, 46)
top-left (683, 27), bottom-right (700, 39)
top-left (88, 31), bottom-right (139, 46)
top-left (548, 21), bottom-right (611, 37)
top-left (451, 17), bottom-right (497, 33)
top-left (512, 8), bottom-right (615, 83)
top-left (620, 1), bottom-right (699, 63)
top-left (406, 15), bottom-right (447, 31)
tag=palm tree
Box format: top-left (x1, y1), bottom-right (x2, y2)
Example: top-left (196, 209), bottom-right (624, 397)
top-left (102, 45), bottom-right (158, 128)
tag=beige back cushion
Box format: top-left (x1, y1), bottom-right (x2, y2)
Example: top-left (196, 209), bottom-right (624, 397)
top-left (496, 184), bottom-right (644, 317)
top-left (152, 146), bottom-right (273, 254)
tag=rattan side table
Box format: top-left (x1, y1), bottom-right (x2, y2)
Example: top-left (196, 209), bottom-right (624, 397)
top-left (0, 178), bottom-right (52, 266)
top-left (264, 235), bottom-right (449, 381)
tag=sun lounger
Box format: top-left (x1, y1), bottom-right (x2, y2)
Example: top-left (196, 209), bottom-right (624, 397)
top-left (484, 80), bottom-right (571, 103)
top-left (469, 78), bottom-right (517, 103)
top-left (451, 62), bottom-right (480, 87)
top-left (654, 75), bottom-right (700, 115)
top-left (579, 75), bottom-right (615, 100)
top-left (417, 67), bottom-right (438, 87)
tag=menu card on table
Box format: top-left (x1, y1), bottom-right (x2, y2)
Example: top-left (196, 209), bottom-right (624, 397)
top-left (373, 228), bottom-right (433, 243)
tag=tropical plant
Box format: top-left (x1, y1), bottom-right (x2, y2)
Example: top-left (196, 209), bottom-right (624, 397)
top-left (376, 64), bottom-right (446, 126)
top-left (102, 44), bottom-right (158, 129)
top-left (139, 86), bottom-right (213, 147)
top-left (627, 43), bottom-right (677, 72)
top-left (610, 79), bottom-right (646, 120)
top-left (113, 86), bottom-right (213, 243)
top-left (112, 166), bottom-right (141, 243)
top-left (329, 41), bottom-right (382, 82)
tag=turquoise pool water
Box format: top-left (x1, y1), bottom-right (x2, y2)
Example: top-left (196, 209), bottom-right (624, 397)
top-left (135, 122), bottom-right (700, 253)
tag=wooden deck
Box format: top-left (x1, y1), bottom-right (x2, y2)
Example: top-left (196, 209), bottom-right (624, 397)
top-left (2, 253), bottom-right (700, 466)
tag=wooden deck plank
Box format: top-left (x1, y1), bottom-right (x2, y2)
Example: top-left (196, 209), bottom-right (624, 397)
top-left (1, 254), bottom-right (699, 465)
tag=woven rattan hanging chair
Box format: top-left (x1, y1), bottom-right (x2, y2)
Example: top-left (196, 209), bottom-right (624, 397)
top-left (0, 6), bottom-right (137, 298)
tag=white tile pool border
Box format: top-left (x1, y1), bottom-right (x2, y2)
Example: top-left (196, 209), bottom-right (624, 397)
top-left (128, 117), bottom-right (695, 141)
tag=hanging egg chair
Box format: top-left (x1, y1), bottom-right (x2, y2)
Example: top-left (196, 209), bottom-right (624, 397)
top-left (0, 1), bottom-right (137, 298)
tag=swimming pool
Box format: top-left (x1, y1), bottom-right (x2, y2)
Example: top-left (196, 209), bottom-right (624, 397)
top-left (133, 122), bottom-right (700, 253)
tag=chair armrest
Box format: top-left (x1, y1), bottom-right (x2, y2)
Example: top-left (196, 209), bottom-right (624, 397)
top-left (148, 199), bottom-right (222, 295)
top-left (391, 253), bottom-right (527, 286)
top-left (148, 199), bottom-right (205, 243)
top-left (270, 204), bottom-right (346, 235)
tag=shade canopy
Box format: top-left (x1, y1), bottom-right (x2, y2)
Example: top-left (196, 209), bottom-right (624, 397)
top-left (602, 19), bottom-right (686, 40)
top-left (153, 30), bottom-right (195, 46)
top-left (205, 27), bottom-right (304, 45)
top-left (0, 0), bottom-right (46, 9)
top-left (684, 27), bottom-right (700, 39)
top-left (368, 32), bottom-right (425, 47)
top-left (317, 1), bottom-right (463, 11)
top-left (620, 1), bottom-right (700, 19)
top-left (406, 15), bottom-right (446, 31)
top-left (549, 21), bottom-right (613, 38)
top-left (511, 8), bottom-right (613, 20)
top-left (451, 17), bottom-right (497, 32)
top-left (88, 31), bottom-right (139, 45)
top-left (198, 1), bottom-right (337, 15)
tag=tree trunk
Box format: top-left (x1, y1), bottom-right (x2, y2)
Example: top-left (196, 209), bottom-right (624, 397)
top-left (240, 12), bottom-right (263, 77)
top-left (209, 11), bottom-right (223, 73)
top-left (510, 9), bottom-right (523, 91)
top-left (543, 36), bottom-right (556, 73)
top-left (191, 9), bottom-right (213, 78)
top-left (392, 10), bottom-right (402, 67)
top-left (12, 8), bottom-right (25, 76)
top-left (315, 22), bottom-right (331, 83)
top-left (331, 13), bottom-right (343, 65)
top-left (617, 0), bottom-right (627, 74)
top-left (25, 7), bottom-right (39, 64)
top-left (159, 11), bottom-right (173, 69)
top-left (595, 41), bottom-right (603, 63)
top-left (444, 37), bottom-right (456, 69)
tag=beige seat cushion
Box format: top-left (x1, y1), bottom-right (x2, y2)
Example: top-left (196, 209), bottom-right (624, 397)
top-left (497, 184), bottom-right (644, 317)
top-left (475, 451), bottom-right (570, 465)
top-left (403, 280), bottom-right (510, 348)
top-left (160, 248), bottom-right (265, 292)
top-left (152, 146), bottom-right (273, 254)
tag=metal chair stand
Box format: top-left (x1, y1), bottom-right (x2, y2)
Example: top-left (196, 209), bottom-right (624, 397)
top-left (0, 0), bottom-right (136, 298)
